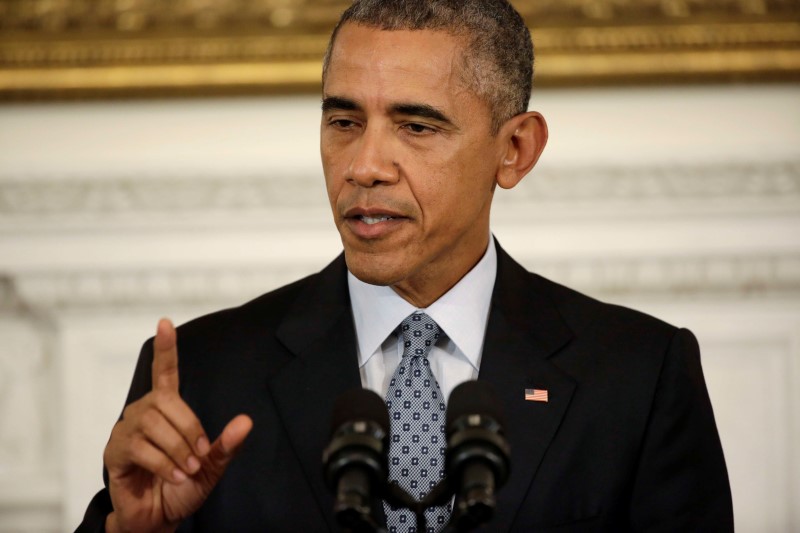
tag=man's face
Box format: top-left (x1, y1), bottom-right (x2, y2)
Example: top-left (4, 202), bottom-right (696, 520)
top-left (321, 24), bottom-right (507, 306)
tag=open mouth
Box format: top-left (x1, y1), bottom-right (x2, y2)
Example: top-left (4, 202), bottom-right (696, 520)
top-left (359, 215), bottom-right (394, 225)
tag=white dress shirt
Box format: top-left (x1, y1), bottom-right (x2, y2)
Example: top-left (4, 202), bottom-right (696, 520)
top-left (347, 236), bottom-right (497, 403)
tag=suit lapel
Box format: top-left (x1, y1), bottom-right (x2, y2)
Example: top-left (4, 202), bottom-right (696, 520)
top-left (268, 255), bottom-right (361, 532)
top-left (478, 244), bottom-right (576, 529)
top-left (265, 245), bottom-right (577, 530)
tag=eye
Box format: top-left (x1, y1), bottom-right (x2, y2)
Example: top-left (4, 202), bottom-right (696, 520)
top-left (329, 118), bottom-right (357, 129)
top-left (403, 122), bottom-right (435, 135)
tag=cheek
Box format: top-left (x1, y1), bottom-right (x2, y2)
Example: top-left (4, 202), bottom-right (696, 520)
top-left (423, 157), bottom-right (495, 217)
top-left (321, 149), bottom-right (346, 194)
top-left (321, 171), bottom-right (343, 213)
top-left (412, 168), bottom-right (467, 225)
top-left (320, 132), bottom-right (347, 169)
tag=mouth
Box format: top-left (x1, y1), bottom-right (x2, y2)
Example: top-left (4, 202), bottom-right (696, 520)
top-left (344, 206), bottom-right (407, 222)
top-left (342, 207), bottom-right (408, 238)
top-left (358, 214), bottom-right (395, 225)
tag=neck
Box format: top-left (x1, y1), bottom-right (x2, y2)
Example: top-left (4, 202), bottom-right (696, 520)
top-left (390, 237), bottom-right (492, 308)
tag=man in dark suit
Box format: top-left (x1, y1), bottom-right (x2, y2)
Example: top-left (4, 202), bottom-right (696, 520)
top-left (78, 0), bottom-right (733, 531)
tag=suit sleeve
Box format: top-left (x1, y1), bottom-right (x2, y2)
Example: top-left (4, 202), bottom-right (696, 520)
top-left (629, 328), bottom-right (734, 531)
top-left (74, 339), bottom-right (156, 533)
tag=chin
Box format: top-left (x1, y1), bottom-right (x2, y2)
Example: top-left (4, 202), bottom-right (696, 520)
top-left (344, 251), bottom-right (406, 287)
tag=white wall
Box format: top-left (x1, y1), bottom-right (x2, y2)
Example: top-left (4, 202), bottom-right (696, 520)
top-left (0, 84), bottom-right (798, 531)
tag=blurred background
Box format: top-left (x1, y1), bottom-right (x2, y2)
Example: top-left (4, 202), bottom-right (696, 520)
top-left (0, 0), bottom-right (799, 531)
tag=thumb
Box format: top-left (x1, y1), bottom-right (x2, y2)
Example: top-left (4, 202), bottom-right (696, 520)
top-left (204, 414), bottom-right (253, 475)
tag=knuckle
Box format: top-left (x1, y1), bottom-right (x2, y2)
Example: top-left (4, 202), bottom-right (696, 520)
top-left (129, 437), bottom-right (161, 470)
top-left (120, 403), bottom-right (135, 421)
top-left (107, 419), bottom-right (122, 437)
top-left (102, 442), bottom-right (113, 465)
top-left (168, 439), bottom-right (189, 460)
top-left (105, 422), bottom-right (131, 463)
top-left (127, 436), bottom-right (147, 459)
top-left (139, 407), bottom-right (161, 428)
top-left (184, 416), bottom-right (203, 438)
top-left (106, 421), bottom-right (124, 445)
top-left (156, 368), bottom-right (178, 386)
top-left (152, 388), bottom-right (170, 404)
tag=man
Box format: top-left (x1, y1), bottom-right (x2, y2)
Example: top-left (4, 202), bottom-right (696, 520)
top-left (78, 0), bottom-right (733, 531)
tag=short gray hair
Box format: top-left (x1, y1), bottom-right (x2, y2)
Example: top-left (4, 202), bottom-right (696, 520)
top-left (322, 0), bottom-right (534, 133)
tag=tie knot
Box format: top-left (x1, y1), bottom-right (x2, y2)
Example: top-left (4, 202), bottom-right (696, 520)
top-left (400, 312), bottom-right (440, 360)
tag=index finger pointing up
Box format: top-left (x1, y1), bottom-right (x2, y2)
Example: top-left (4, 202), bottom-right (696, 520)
top-left (152, 318), bottom-right (180, 391)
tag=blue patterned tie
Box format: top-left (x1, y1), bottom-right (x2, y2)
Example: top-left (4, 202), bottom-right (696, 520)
top-left (384, 312), bottom-right (450, 533)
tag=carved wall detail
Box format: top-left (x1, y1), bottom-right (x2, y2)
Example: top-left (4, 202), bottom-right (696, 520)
top-left (3, 253), bottom-right (797, 312)
top-left (531, 253), bottom-right (800, 297)
top-left (1, 161), bottom-right (797, 216)
top-left (513, 161), bottom-right (800, 202)
top-left (0, 173), bottom-right (324, 214)
top-left (0, 321), bottom-right (47, 468)
top-left (2, 160), bottom-right (797, 309)
top-left (12, 266), bottom-right (307, 308)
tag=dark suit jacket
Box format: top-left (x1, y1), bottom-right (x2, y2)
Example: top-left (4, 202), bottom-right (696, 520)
top-left (78, 243), bottom-right (733, 532)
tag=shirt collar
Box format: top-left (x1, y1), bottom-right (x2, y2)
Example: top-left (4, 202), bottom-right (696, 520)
top-left (348, 235), bottom-right (497, 370)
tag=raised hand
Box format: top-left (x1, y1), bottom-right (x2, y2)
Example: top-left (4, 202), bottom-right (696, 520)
top-left (103, 318), bottom-right (253, 533)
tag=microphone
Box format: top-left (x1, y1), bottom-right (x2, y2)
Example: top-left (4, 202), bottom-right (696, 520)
top-left (445, 381), bottom-right (511, 529)
top-left (323, 388), bottom-right (390, 532)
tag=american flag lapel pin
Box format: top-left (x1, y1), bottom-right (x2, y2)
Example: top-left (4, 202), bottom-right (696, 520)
top-left (525, 388), bottom-right (549, 403)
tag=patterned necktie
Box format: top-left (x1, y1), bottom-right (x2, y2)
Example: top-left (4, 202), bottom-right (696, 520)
top-left (384, 312), bottom-right (450, 533)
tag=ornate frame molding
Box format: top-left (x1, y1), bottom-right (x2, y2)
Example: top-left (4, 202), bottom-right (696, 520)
top-left (1, 0), bottom-right (797, 99)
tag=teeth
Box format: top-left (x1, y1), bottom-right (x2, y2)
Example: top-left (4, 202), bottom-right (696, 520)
top-left (360, 215), bottom-right (393, 225)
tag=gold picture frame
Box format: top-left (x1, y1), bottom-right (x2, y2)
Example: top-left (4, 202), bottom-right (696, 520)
top-left (0, 0), bottom-right (798, 100)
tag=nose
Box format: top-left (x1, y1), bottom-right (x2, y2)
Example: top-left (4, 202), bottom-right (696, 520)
top-left (345, 124), bottom-right (398, 187)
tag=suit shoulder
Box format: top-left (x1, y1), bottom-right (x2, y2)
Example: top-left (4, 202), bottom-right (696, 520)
top-left (495, 244), bottom-right (679, 341)
top-left (524, 271), bottom-right (683, 354)
top-left (175, 270), bottom-right (319, 342)
top-left (516, 271), bottom-right (700, 402)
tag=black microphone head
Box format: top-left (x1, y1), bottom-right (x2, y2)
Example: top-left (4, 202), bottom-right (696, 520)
top-left (446, 380), bottom-right (506, 431)
top-left (329, 387), bottom-right (390, 436)
top-left (445, 380), bottom-right (511, 492)
top-left (324, 390), bottom-right (390, 528)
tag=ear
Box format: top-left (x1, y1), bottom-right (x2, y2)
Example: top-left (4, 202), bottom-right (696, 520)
top-left (496, 111), bottom-right (548, 190)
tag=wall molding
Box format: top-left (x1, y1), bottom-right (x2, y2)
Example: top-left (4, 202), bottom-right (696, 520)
top-left (10, 266), bottom-right (306, 309)
top-left (513, 161), bottom-right (800, 202)
top-left (530, 253), bottom-right (800, 298)
top-left (6, 253), bottom-right (799, 311)
top-left (1, 161), bottom-right (797, 220)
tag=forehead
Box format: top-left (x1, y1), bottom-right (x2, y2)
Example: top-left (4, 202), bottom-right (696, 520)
top-left (324, 24), bottom-right (477, 108)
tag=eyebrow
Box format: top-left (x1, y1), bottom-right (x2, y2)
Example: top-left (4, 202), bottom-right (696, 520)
top-left (322, 96), bottom-right (453, 126)
top-left (321, 96), bottom-right (360, 113)
top-left (391, 103), bottom-right (452, 125)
